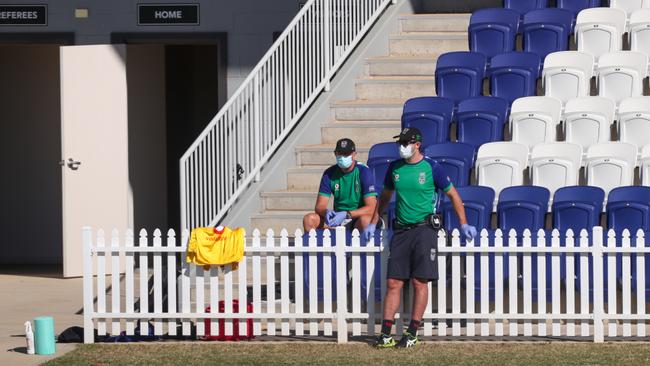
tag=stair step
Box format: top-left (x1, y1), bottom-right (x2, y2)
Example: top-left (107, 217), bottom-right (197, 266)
top-left (355, 76), bottom-right (435, 100)
top-left (250, 210), bottom-right (309, 234)
top-left (321, 121), bottom-right (401, 145)
top-left (286, 166), bottom-right (329, 190)
top-left (332, 99), bottom-right (405, 121)
top-left (399, 14), bottom-right (470, 33)
top-left (261, 190), bottom-right (317, 211)
top-left (296, 144), bottom-right (370, 166)
top-left (389, 32), bottom-right (467, 57)
top-left (366, 55), bottom-right (438, 76)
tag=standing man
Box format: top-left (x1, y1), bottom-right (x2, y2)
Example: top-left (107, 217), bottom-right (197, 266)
top-left (303, 138), bottom-right (378, 232)
top-left (365, 127), bottom-right (477, 348)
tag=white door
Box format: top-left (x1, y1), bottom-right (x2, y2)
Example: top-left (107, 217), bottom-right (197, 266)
top-left (60, 44), bottom-right (130, 277)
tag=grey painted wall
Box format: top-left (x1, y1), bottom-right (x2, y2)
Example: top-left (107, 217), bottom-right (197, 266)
top-left (0, 0), bottom-right (302, 96)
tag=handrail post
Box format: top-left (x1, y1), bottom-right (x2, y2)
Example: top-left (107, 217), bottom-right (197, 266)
top-left (179, 159), bottom-right (187, 232)
top-left (82, 226), bottom-right (95, 344)
top-left (592, 226), bottom-right (604, 342)
top-left (324, 0), bottom-right (331, 91)
top-left (335, 225), bottom-right (348, 343)
top-left (253, 73), bottom-right (261, 182)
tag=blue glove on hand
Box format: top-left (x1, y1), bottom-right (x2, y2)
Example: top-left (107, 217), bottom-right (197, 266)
top-left (363, 223), bottom-right (377, 243)
top-left (327, 211), bottom-right (348, 227)
top-left (461, 224), bottom-right (478, 241)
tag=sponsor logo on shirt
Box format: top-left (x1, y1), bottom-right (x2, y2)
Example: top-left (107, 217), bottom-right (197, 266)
top-left (334, 183), bottom-right (340, 191)
top-left (430, 248), bottom-right (436, 262)
top-left (355, 180), bottom-right (359, 193)
top-left (418, 172), bottom-right (426, 185)
top-left (369, 185), bottom-right (375, 192)
top-left (394, 173), bottom-right (400, 182)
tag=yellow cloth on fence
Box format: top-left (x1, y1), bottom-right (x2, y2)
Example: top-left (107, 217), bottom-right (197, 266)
top-left (186, 227), bottom-right (245, 270)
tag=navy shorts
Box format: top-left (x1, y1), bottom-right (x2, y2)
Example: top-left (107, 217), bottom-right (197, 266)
top-left (386, 225), bottom-right (439, 281)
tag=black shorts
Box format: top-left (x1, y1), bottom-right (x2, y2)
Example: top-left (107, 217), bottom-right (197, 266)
top-left (386, 225), bottom-right (439, 281)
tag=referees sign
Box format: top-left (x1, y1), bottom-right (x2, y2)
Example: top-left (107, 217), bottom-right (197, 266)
top-left (0, 5), bottom-right (47, 25)
top-left (138, 4), bottom-right (199, 25)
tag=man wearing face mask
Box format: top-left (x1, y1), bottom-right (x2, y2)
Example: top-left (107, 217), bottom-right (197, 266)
top-left (302, 138), bottom-right (378, 232)
top-left (367, 127), bottom-right (477, 349)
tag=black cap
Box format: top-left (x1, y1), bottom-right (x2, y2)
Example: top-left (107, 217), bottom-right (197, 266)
top-left (334, 138), bottom-right (356, 155)
top-left (393, 127), bottom-right (423, 144)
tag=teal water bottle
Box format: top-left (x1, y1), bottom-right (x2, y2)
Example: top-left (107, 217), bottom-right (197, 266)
top-left (33, 316), bottom-right (56, 355)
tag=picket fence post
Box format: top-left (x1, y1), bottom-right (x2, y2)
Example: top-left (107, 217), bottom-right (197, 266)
top-left (335, 226), bottom-right (348, 343)
top-left (592, 226), bottom-right (605, 342)
top-left (82, 226), bottom-right (94, 344)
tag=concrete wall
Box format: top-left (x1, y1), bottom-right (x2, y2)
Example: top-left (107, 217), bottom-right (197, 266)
top-left (0, 44), bottom-right (62, 264)
top-left (0, 0), bottom-right (301, 96)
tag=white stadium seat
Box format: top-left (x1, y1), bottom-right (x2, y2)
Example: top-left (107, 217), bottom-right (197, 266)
top-left (640, 144), bottom-right (650, 185)
top-left (586, 142), bottom-right (637, 196)
top-left (510, 96), bottom-right (563, 150)
top-left (543, 51), bottom-right (595, 104)
top-left (629, 9), bottom-right (650, 74)
top-left (610, 0), bottom-right (645, 27)
top-left (576, 8), bottom-right (627, 61)
top-left (596, 51), bottom-right (648, 105)
top-left (530, 142), bottom-right (583, 198)
top-left (564, 96), bottom-right (616, 152)
top-left (476, 142), bottom-right (529, 199)
top-left (618, 96), bottom-right (650, 152)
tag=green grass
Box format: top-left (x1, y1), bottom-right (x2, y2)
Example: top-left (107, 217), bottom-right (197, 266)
top-left (45, 342), bottom-right (650, 366)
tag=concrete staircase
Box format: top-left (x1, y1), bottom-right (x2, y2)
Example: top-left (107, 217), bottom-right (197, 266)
top-left (250, 14), bottom-right (470, 233)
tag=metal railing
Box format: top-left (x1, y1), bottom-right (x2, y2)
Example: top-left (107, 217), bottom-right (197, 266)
top-left (180, 0), bottom-right (394, 231)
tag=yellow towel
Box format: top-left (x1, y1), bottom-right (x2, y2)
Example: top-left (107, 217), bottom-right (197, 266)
top-left (186, 227), bottom-right (245, 270)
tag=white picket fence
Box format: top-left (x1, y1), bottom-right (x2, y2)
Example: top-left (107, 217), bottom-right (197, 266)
top-left (82, 226), bottom-right (650, 344)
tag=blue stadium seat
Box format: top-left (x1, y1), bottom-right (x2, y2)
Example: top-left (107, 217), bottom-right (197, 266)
top-left (435, 52), bottom-right (487, 105)
top-left (556, 0), bottom-right (601, 17)
top-left (504, 0), bottom-right (549, 15)
top-left (442, 186), bottom-right (494, 235)
top-left (367, 142), bottom-right (400, 192)
top-left (498, 185), bottom-right (550, 300)
top-left (498, 185), bottom-right (550, 233)
top-left (441, 187), bottom-right (498, 300)
top-left (456, 96), bottom-right (510, 151)
top-left (607, 186), bottom-right (650, 233)
top-left (522, 9), bottom-right (574, 60)
top-left (552, 186), bottom-right (605, 288)
top-left (468, 8), bottom-right (520, 59)
top-left (607, 186), bottom-right (650, 296)
top-left (488, 52), bottom-right (542, 104)
top-left (424, 142), bottom-right (475, 187)
top-left (553, 186), bottom-right (605, 234)
top-left (401, 97), bottom-right (455, 145)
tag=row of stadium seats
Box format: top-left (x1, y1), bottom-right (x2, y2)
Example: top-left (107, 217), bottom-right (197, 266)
top-left (396, 95), bottom-right (650, 153)
top-left (369, 138), bottom-right (650, 201)
top-left (441, 185), bottom-right (650, 235)
top-left (436, 50), bottom-right (649, 105)
top-left (469, 7), bottom-right (650, 63)
top-left (504, 0), bottom-right (602, 17)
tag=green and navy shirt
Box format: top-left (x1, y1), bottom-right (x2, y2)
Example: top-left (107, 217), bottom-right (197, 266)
top-left (384, 157), bottom-right (453, 226)
top-left (318, 163), bottom-right (377, 211)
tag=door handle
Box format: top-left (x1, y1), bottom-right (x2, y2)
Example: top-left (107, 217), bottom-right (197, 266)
top-left (60, 158), bottom-right (82, 170)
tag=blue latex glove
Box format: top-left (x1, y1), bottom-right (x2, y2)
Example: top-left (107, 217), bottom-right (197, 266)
top-left (461, 224), bottom-right (478, 241)
top-left (325, 209), bottom-right (336, 226)
top-left (328, 211), bottom-right (348, 227)
top-left (363, 223), bottom-right (377, 243)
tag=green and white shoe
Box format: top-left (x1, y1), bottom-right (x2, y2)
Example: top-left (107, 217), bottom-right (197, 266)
top-left (373, 333), bottom-right (396, 348)
top-left (395, 331), bottom-right (419, 348)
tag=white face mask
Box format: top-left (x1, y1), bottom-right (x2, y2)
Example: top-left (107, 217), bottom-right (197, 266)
top-left (336, 155), bottom-right (353, 169)
top-left (399, 144), bottom-right (415, 159)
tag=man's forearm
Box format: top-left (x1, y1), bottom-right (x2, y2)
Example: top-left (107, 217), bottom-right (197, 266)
top-left (372, 190), bottom-right (393, 224)
top-left (450, 194), bottom-right (468, 226)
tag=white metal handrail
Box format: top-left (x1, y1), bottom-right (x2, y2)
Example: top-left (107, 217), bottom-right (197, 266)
top-left (180, 0), bottom-right (394, 231)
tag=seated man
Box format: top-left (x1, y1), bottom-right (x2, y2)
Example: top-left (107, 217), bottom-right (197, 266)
top-left (303, 138), bottom-right (377, 232)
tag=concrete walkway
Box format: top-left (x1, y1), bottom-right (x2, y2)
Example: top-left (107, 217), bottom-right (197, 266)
top-left (0, 266), bottom-right (82, 365)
